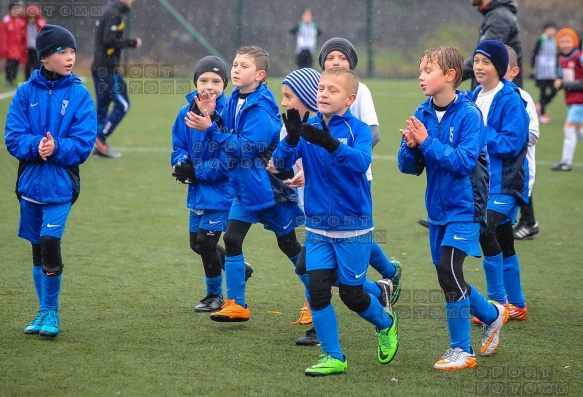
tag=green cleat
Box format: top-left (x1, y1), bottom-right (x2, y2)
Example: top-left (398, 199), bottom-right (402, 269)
top-left (377, 311), bottom-right (399, 364)
top-left (390, 261), bottom-right (402, 305)
top-left (305, 354), bottom-right (347, 377)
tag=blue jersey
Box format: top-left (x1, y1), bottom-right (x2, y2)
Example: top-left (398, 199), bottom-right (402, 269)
top-left (205, 84), bottom-right (296, 211)
top-left (5, 68), bottom-right (97, 204)
top-left (470, 80), bottom-right (529, 204)
top-left (273, 110), bottom-right (373, 231)
top-left (171, 91), bottom-right (235, 211)
top-left (398, 92), bottom-right (488, 225)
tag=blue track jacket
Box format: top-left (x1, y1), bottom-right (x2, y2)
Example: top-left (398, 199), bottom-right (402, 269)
top-left (273, 110), bottom-right (373, 231)
top-left (171, 91), bottom-right (235, 211)
top-left (470, 80), bottom-right (529, 204)
top-left (204, 84), bottom-right (296, 211)
top-left (398, 92), bottom-right (489, 225)
top-left (5, 68), bottom-right (97, 204)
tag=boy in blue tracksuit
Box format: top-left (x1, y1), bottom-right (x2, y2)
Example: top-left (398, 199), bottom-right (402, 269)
top-left (187, 46), bottom-right (305, 322)
top-left (4, 25), bottom-right (97, 338)
top-left (399, 46), bottom-right (507, 370)
top-left (171, 56), bottom-right (252, 313)
top-left (273, 67), bottom-right (397, 376)
top-left (469, 40), bottom-right (530, 323)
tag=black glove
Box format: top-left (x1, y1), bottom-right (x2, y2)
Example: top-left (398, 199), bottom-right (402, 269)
top-left (300, 120), bottom-right (340, 153)
top-left (282, 109), bottom-right (309, 145)
top-left (172, 155), bottom-right (195, 184)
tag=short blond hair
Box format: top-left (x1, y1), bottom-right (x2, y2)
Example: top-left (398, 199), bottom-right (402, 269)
top-left (419, 46), bottom-right (464, 88)
top-left (505, 44), bottom-right (518, 69)
top-left (320, 67), bottom-right (359, 95)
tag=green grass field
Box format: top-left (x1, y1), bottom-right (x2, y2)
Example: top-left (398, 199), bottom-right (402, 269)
top-left (1, 77), bottom-right (581, 396)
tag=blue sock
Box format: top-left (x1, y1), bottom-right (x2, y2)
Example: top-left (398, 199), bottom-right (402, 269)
top-left (468, 284), bottom-right (498, 325)
top-left (503, 255), bottom-right (525, 308)
top-left (205, 275), bottom-right (223, 297)
top-left (311, 303), bottom-right (344, 362)
top-left (483, 253), bottom-right (506, 303)
top-left (369, 242), bottom-right (395, 279)
top-left (363, 280), bottom-right (381, 300)
top-left (225, 254), bottom-right (246, 306)
top-left (32, 265), bottom-right (43, 308)
top-left (357, 294), bottom-right (392, 330)
top-left (40, 273), bottom-right (61, 312)
top-left (445, 299), bottom-right (471, 352)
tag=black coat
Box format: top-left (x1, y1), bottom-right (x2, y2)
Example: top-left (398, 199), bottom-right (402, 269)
top-left (463, 0), bottom-right (523, 89)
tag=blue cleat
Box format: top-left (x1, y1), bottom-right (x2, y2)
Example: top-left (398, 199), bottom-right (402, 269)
top-left (24, 311), bottom-right (47, 334)
top-left (39, 310), bottom-right (60, 338)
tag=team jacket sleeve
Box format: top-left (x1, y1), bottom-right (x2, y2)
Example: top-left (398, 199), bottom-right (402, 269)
top-left (4, 87), bottom-right (45, 161)
top-left (418, 109), bottom-right (483, 176)
top-left (50, 91), bottom-right (97, 166)
top-left (486, 97), bottom-right (528, 158)
top-left (272, 138), bottom-right (301, 172)
top-left (398, 137), bottom-right (425, 176)
top-left (171, 110), bottom-right (189, 166)
top-left (101, 14), bottom-right (137, 50)
top-left (329, 123), bottom-right (372, 173)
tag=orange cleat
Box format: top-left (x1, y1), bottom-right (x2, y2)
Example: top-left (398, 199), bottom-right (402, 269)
top-left (508, 303), bottom-right (528, 320)
top-left (291, 298), bottom-right (313, 326)
top-left (210, 299), bottom-right (250, 322)
top-left (434, 347), bottom-right (477, 370)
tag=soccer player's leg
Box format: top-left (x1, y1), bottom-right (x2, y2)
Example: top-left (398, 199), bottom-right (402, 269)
top-left (369, 242), bottom-right (402, 305)
top-left (497, 218), bottom-right (527, 320)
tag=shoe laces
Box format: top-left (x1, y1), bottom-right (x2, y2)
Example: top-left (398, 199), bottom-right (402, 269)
top-left (441, 348), bottom-right (462, 362)
top-left (31, 311), bottom-right (46, 326)
top-left (377, 328), bottom-right (393, 349)
top-left (44, 311), bottom-right (58, 327)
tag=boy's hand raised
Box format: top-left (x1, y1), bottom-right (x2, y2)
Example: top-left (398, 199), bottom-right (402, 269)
top-left (194, 92), bottom-right (217, 116)
top-left (300, 120), bottom-right (340, 153)
top-left (282, 109), bottom-right (309, 145)
top-left (173, 155), bottom-right (196, 184)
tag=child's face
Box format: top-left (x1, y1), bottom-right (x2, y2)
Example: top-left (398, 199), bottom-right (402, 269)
top-left (544, 27), bottom-right (557, 38)
top-left (317, 75), bottom-right (355, 119)
top-left (323, 50), bottom-right (351, 70)
top-left (281, 84), bottom-right (309, 114)
top-left (473, 53), bottom-right (499, 88)
top-left (558, 35), bottom-right (575, 55)
top-left (231, 54), bottom-right (264, 93)
top-left (42, 48), bottom-right (76, 76)
top-left (418, 57), bottom-right (451, 97)
top-left (196, 72), bottom-right (224, 97)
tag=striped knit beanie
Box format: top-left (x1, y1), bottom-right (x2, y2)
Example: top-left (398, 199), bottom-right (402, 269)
top-left (282, 68), bottom-right (321, 112)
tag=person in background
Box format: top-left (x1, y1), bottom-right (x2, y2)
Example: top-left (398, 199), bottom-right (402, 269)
top-left (24, 5), bottom-right (45, 81)
top-left (290, 8), bottom-right (321, 69)
top-left (531, 23), bottom-right (558, 125)
top-left (0, 1), bottom-right (26, 87)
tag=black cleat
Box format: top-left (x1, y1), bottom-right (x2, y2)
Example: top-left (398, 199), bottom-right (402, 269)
top-left (417, 218), bottom-right (429, 228)
top-left (296, 327), bottom-right (320, 346)
top-left (244, 262), bottom-right (254, 282)
top-left (513, 222), bottom-right (539, 240)
top-left (194, 293), bottom-right (223, 312)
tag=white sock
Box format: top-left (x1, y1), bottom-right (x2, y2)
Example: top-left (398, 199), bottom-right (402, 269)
top-left (561, 127), bottom-right (577, 165)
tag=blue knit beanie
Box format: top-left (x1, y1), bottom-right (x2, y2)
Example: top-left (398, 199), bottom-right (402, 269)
top-left (36, 24), bottom-right (77, 60)
top-left (473, 40), bottom-right (509, 79)
top-left (282, 68), bottom-right (321, 112)
top-left (318, 37), bottom-right (358, 70)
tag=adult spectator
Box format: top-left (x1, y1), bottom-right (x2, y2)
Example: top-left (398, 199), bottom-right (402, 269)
top-left (24, 5), bottom-right (46, 81)
top-left (0, 1), bottom-right (26, 87)
top-left (290, 8), bottom-right (321, 69)
top-left (462, 0), bottom-right (523, 89)
top-left (91, 0), bottom-right (142, 158)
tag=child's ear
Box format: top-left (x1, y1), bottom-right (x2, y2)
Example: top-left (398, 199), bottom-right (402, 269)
top-left (446, 68), bottom-right (457, 83)
top-left (256, 69), bottom-right (267, 82)
top-left (346, 92), bottom-right (357, 106)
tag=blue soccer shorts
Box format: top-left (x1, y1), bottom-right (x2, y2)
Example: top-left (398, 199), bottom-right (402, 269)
top-left (566, 104), bottom-right (583, 124)
top-left (487, 193), bottom-right (518, 225)
top-left (429, 222), bottom-right (482, 265)
top-left (189, 209), bottom-right (229, 233)
top-left (18, 200), bottom-right (72, 244)
top-left (304, 230), bottom-right (372, 286)
top-left (229, 198), bottom-right (305, 236)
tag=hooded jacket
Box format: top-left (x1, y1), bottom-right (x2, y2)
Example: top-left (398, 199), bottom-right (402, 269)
top-left (171, 91), bottom-right (235, 211)
top-left (91, 0), bottom-right (138, 72)
top-left (470, 80), bottom-right (529, 204)
top-left (5, 68), bottom-right (97, 204)
top-left (463, 0), bottom-right (523, 88)
top-left (273, 110), bottom-right (373, 231)
top-left (204, 84), bottom-right (296, 211)
top-left (398, 92), bottom-right (489, 225)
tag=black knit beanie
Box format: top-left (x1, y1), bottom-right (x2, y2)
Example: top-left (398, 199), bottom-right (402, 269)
top-left (318, 37), bottom-right (358, 70)
top-left (193, 56), bottom-right (229, 88)
top-left (36, 24), bottom-right (77, 60)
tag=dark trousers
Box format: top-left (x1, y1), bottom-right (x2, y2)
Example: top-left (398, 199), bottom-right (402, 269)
top-left (25, 48), bottom-right (41, 81)
top-left (296, 49), bottom-right (313, 68)
top-left (92, 69), bottom-right (130, 140)
top-left (518, 195), bottom-right (536, 226)
top-left (5, 59), bottom-right (19, 84)
top-left (536, 79), bottom-right (558, 115)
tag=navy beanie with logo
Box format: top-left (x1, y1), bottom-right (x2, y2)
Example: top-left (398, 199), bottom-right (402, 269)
top-left (282, 68), bottom-right (320, 113)
top-left (318, 37), bottom-right (358, 70)
top-left (193, 56), bottom-right (229, 88)
top-left (473, 40), bottom-right (509, 79)
top-left (36, 24), bottom-right (77, 60)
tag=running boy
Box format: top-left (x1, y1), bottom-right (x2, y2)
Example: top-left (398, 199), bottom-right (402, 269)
top-left (171, 56), bottom-right (252, 312)
top-left (187, 46), bottom-right (305, 322)
top-left (4, 24), bottom-right (97, 337)
top-left (273, 67), bottom-right (398, 376)
top-left (469, 40), bottom-right (530, 322)
top-left (398, 46), bottom-right (507, 370)
top-left (551, 28), bottom-right (583, 172)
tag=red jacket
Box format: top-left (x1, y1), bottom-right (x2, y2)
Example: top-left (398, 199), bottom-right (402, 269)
top-left (0, 14), bottom-right (27, 64)
top-left (559, 49), bottom-right (583, 106)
